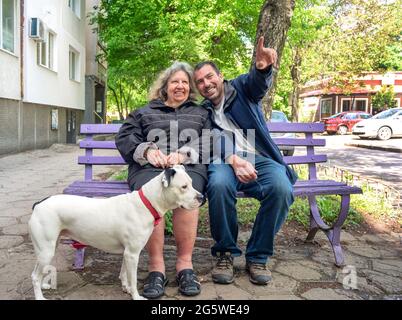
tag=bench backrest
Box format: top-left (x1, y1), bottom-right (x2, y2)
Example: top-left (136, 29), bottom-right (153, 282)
top-left (79, 122), bottom-right (326, 181)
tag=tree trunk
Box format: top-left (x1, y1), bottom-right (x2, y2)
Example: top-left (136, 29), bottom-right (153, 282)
top-left (251, 0), bottom-right (295, 118)
top-left (290, 47), bottom-right (301, 122)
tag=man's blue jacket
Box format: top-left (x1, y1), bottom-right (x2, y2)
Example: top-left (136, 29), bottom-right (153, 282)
top-left (201, 64), bottom-right (298, 185)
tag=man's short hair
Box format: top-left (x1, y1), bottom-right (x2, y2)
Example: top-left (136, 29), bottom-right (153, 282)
top-left (194, 61), bottom-right (221, 75)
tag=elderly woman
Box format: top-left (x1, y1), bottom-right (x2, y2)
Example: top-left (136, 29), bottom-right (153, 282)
top-left (115, 61), bottom-right (211, 299)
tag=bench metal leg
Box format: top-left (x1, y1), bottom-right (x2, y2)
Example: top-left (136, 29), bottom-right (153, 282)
top-left (60, 239), bottom-right (87, 270)
top-left (305, 195), bottom-right (350, 267)
top-left (72, 247), bottom-right (85, 270)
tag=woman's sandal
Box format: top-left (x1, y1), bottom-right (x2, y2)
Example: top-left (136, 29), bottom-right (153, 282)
top-left (176, 269), bottom-right (201, 296)
top-left (142, 271), bottom-right (168, 299)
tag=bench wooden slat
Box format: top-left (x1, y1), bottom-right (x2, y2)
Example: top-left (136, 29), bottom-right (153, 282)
top-left (70, 181), bottom-right (129, 189)
top-left (295, 180), bottom-right (346, 187)
top-left (293, 185), bottom-right (363, 197)
top-left (79, 141), bottom-right (117, 149)
top-left (80, 124), bottom-right (121, 134)
top-left (78, 156), bottom-right (126, 165)
top-left (273, 138), bottom-right (325, 146)
top-left (283, 154), bottom-right (327, 165)
top-left (267, 122), bottom-right (324, 133)
top-left (63, 187), bottom-right (129, 197)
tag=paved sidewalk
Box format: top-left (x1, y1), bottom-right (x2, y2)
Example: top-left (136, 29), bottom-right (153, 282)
top-left (0, 144), bottom-right (401, 300)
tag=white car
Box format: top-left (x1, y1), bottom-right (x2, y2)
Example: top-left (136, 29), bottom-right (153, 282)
top-left (352, 107), bottom-right (402, 140)
top-left (269, 110), bottom-right (295, 156)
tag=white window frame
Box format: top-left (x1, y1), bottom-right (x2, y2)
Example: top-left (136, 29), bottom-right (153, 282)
top-left (341, 98), bottom-right (352, 112)
top-left (0, 0), bottom-right (16, 54)
top-left (320, 98), bottom-right (332, 120)
top-left (69, 46), bottom-right (80, 82)
top-left (37, 31), bottom-right (55, 70)
top-left (354, 98), bottom-right (368, 112)
top-left (68, 0), bottom-right (81, 19)
top-left (341, 97), bottom-right (369, 112)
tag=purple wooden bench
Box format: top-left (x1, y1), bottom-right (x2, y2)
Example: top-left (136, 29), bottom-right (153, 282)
top-left (63, 122), bottom-right (362, 269)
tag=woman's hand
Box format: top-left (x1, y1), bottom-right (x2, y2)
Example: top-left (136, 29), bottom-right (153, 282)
top-left (146, 149), bottom-right (168, 168)
top-left (166, 152), bottom-right (186, 167)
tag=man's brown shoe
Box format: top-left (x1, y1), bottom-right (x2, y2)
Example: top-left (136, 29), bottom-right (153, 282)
top-left (246, 262), bottom-right (272, 285)
top-left (212, 252), bottom-right (234, 284)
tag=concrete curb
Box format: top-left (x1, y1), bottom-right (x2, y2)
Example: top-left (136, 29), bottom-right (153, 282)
top-left (345, 142), bottom-right (402, 153)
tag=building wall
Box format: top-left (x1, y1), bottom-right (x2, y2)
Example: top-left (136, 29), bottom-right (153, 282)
top-left (24, 0), bottom-right (85, 110)
top-left (0, 0), bottom-right (88, 155)
top-left (0, 97), bottom-right (84, 155)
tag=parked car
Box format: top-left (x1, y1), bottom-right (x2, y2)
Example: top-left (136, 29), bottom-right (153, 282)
top-left (352, 107), bottom-right (402, 140)
top-left (322, 111), bottom-right (372, 135)
top-left (269, 110), bottom-right (295, 156)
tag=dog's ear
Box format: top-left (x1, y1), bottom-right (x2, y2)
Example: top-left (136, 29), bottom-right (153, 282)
top-left (162, 168), bottom-right (176, 188)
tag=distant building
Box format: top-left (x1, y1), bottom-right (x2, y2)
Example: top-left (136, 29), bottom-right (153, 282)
top-left (0, 0), bottom-right (106, 155)
top-left (84, 0), bottom-right (107, 125)
top-left (300, 72), bottom-right (402, 121)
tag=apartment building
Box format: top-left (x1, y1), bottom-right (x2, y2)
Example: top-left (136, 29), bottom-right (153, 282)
top-left (0, 0), bottom-right (106, 155)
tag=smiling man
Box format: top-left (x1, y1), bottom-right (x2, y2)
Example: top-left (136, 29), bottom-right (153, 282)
top-left (194, 37), bottom-right (297, 285)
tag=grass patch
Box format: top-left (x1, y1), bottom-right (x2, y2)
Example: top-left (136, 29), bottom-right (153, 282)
top-left (109, 165), bottom-right (398, 235)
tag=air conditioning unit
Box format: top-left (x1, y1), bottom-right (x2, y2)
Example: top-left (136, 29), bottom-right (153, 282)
top-left (29, 18), bottom-right (45, 41)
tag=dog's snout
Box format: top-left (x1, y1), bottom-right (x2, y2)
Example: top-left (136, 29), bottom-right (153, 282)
top-left (196, 193), bottom-right (205, 203)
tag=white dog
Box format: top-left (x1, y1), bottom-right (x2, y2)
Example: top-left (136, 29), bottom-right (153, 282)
top-left (28, 165), bottom-right (203, 300)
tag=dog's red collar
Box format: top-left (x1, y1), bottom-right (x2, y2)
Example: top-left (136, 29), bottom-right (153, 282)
top-left (138, 188), bottom-right (161, 226)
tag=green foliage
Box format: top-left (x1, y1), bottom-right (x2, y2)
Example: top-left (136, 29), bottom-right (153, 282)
top-left (371, 85), bottom-right (397, 113)
top-left (94, 0), bottom-right (264, 117)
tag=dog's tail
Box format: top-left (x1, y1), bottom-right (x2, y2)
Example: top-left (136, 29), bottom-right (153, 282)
top-left (32, 196), bottom-right (51, 210)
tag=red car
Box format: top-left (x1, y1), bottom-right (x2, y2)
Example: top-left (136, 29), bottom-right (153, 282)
top-left (322, 111), bottom-right (372, 135)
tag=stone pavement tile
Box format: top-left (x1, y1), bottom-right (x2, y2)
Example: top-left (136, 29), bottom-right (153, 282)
top-left (301, 288), bottom-right (354, 300)
top-left (18, 214), bottom-right (31, 224)
top-left (0, 235), bottom-right (24, 249)
top-left (0, 284), bottom-right (22, 300)
top-left (361, 269), bottom-right (402, 294)
top-left (275, 261), bottom-right (322, 281)
top-left (0, 249), bottom-right (9, 261)
top-left (7, 243), bottom-right (36, 260)
top-left (378, 247), bottom-right (402, 259)
top-left (346, 246), bottom-right (382, 259)
top-left (275, 247), bottom-right (312, 261)
top-left (0, 207), bottom-right (31, 217)
top-left (52, 245), bottom-right (76, 272)
top-left (2, 224), bottom-right (28, 236)
top-left (0, 259), bottom-right (36, 285)
top-left (0, 217), bottom-right (18, 228)
top-left (360, 234), bottom-right (388, 244)
top-left (214, 283), bottom-right (253, 300)
top-left (44, 271), bottom-right (86, 297)
top-left (64, 284), bottom-right (131, 300)
top-left (234, 272), bottom-right (297, 296)
top-left (297, 260), bottom-right (338, 279)
top-left (372, 259), bottom-right (402, 278)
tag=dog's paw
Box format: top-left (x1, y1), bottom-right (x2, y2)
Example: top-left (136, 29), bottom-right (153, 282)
top-left (41, 283), bottom-right (52, 290)
top-left (135, 295), bottom-right (147, 300)
top-left (122, 285), bottom-right (131, 294)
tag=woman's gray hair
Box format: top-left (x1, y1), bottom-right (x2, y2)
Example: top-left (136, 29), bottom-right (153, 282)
top-left (148, 61), bottom-right (197, 102)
